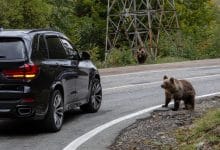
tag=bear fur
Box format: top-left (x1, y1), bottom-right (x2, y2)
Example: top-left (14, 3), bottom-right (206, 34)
top-left (136, 47), bottom-right (147, 64)
top-left (161, 75), bottom-right (196, 111)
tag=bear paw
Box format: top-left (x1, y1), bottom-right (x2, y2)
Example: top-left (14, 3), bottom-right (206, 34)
top-left (172, 108), bottom-right (178, 111)
top-left (162, 105), bottom-right (167, 108)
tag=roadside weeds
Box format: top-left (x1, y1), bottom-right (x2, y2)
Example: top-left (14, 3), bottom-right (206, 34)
top-left (109, 96), bottom-right (220, 150)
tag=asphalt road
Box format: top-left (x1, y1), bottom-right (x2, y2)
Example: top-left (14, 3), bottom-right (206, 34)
top-left (0, 59), bottom-right (220, 150)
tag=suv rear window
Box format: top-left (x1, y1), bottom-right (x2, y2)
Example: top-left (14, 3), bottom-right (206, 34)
top-left (0, 38), bottom-right (26, 60)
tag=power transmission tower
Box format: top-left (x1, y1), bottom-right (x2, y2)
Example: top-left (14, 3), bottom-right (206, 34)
top-left (105, 0), bottom-right (181, 61)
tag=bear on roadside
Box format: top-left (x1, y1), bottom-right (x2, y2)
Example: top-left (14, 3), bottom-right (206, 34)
top-left (136, 47), bottom-right (147, 64)
top-left (161, 75), bottom-right (196, 111)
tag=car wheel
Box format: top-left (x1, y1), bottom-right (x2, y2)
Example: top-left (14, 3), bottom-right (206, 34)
top-left (80, 78), bottom-right (102, 113)
top-left (44, 89), bottom-right (64, 132)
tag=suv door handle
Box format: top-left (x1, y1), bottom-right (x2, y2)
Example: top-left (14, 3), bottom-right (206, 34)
top-left (63, 65), bottom-right (77, 69)
top-left (55, 62), bottom-right (61, 66)
top-left (73, 73), bottom-right (78, 78)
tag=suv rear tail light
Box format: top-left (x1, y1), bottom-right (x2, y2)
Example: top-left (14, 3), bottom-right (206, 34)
top-left (2, 63), bottom-right (39, 80)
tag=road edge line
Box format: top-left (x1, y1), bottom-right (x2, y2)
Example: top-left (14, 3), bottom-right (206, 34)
top-left (63, 92), bottom-right (220, 150)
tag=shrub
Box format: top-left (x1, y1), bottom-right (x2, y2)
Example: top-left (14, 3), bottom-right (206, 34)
top-left (104, 47), bottom-right (136, 67)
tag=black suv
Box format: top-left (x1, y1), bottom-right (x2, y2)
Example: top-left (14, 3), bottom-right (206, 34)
top-left (0, 29), bottom-right (102, 132)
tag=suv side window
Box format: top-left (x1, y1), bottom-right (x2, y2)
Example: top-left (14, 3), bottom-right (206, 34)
top-left (32, 34), bottom-right (48, 60)
top-left (46, 36), bottom-right (68, 59)
top-left (60, 39), bottom-right (79, 60)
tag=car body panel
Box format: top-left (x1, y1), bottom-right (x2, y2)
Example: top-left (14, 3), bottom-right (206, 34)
top-left (0, 29), bottom-right (101, 120)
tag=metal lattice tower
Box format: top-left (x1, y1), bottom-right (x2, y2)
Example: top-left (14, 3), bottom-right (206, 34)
top-left (105, 0), bottom-right (181, 60)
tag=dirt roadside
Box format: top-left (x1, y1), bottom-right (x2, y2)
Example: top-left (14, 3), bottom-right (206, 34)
top-left (99, 58), bottom-right (220, 76)
top-left (101, 59), bottom-right (220, 149)
top-left (109, 96), bottom-right (220, 150)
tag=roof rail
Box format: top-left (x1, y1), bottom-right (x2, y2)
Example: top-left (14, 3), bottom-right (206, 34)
top-left (28, 28), bottom-right (58, 33)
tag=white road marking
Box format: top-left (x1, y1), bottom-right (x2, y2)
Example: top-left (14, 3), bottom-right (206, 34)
top-left (103, 74), bottom-right (220, 91)
top-left (102, 65), bottom-right (220, 78)
top-left (63, 92), bottom-right (220, 150)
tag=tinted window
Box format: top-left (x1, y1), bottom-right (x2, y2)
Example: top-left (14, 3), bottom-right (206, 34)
top-left (60, 39), bottom-right (79, 60)
top-left (0, 38), bottom-right (26, 60)
top-left (32, 34), bottom-right (48, 59)
top-left (46, 37), bottom-right (67, 59)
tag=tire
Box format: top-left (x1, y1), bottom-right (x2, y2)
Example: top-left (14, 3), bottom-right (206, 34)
top-left (80, 78), bottom-right (102, 113)
top-left (44, 89), bottom-right (64, 132)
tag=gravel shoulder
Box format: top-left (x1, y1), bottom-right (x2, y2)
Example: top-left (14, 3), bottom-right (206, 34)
top-left (99, 58), bottom-right (220, 76)
top-left (109, 96), bottom-right (220, 150)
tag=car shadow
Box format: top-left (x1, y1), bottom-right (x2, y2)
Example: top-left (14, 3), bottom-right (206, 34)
top-left (0, 109), bottom-right (85, 136)
top-left (0, 108), bottom-right (111, 136)
top-left (63, 108), bottom-right (112, 124)
top-left (63, 108), bottom-right (86, 124)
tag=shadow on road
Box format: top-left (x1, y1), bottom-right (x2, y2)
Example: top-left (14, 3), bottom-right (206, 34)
top-left (0, 109), bottom-right (85, 136)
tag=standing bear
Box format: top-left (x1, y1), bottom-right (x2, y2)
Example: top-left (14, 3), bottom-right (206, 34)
top-left (136, 47), bottom-right (147, 64)
top-left (161, 75), bottom-right (196, 111)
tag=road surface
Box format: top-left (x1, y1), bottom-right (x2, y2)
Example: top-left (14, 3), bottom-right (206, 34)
top-left (0, 59), bottom-right (220, 150)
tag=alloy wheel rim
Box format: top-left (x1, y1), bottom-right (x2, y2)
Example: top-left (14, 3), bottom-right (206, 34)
top-left (91, 82), bottom-right (102, 109)
top-left (53, 93), bottom-right (64, 128)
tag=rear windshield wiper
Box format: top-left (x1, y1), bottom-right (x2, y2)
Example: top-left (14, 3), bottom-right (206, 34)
top-left (0, 56), bottom-right (6, 58)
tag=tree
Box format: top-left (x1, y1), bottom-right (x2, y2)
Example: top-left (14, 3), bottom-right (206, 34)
top-left (0, 0), bottom-right (51, 29)
top-left (22, 0), bottom-right (52, 28)
top-left (71, 0), bottom-right (107, 60)
top-left (0, 0), bottom-right (23, 28)
top-left (174, 0), bottom-right (218, 59)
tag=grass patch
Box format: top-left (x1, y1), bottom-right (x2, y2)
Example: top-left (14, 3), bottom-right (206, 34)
top-left (155, 56), bottom-right (189, 64)
top-left (175, 108), bottom-right (220, 150)
top-left (95, 56), bottom-right (189, 69)
top-left (142, 56), bottom-right (190, 66)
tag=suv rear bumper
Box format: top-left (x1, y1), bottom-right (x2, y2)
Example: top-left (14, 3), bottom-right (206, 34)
top-left (0, 99), bottom-right (37, 119)
top-left (0, 83), bottom-right (50, 120)
top-left (0, 101), bottom-right (46, 120)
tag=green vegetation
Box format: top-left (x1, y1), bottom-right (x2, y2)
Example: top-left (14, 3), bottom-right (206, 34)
top-left (0, 0), bottom-right (219, 67)
top-left (175, 108), bottom-right (220, 150)
top-left (153, 56), bottom-right (189, 64)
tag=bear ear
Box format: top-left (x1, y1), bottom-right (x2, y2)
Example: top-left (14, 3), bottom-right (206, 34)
top-left (170, 77), bottom-right (175, 84)
top-left (163, 75), bottom-right (168, 80)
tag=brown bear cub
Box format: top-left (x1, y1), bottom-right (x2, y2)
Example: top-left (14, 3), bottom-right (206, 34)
top-left (136, 47), bottom-right (147, 64)
top-left (161, 75), bottom-right (196, 111)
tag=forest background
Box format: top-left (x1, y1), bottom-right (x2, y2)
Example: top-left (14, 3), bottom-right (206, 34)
top-left (0, 0), bottom-right (219, 67)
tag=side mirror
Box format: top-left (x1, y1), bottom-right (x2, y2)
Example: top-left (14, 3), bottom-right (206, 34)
top-left (80, 51), bottom-right (91, 60)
